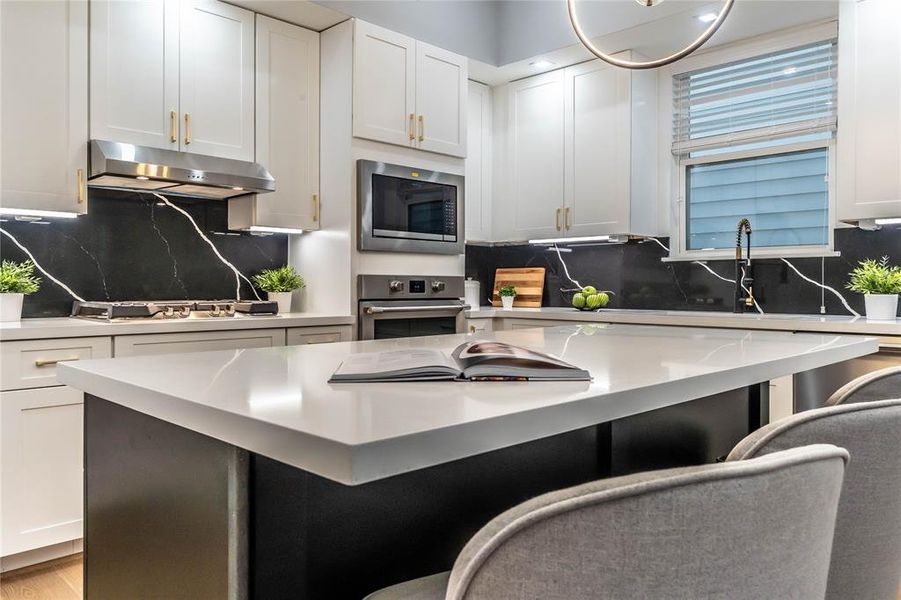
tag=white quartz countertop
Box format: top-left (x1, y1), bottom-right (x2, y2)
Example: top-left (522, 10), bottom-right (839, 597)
top-left (58, 323), bottom-right (879, 485)
top-left (0, 312), bottom-right (355, 341)
top-left (466, 307), bottom-right (901, 337)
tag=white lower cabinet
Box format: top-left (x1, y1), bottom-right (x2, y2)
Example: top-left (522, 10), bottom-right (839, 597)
top-left (1, 386), bottom-right (84, 557)
top-left (114, 328), bottom-right (286, 357)
top-left (286, 325), bottom-right (352, 345)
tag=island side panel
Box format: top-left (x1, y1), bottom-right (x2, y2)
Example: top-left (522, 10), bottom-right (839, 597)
top-left (84, 396), bottom-right (247, 600)
top-left (250, 426), bottom-right (605, 600)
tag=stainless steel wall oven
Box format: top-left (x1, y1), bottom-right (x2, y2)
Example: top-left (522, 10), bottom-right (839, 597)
top-left (358, 275), bottom-right (467, 340)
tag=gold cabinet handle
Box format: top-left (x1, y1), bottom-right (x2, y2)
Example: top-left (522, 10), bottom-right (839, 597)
top-left (35, 357), bottom-right (79, 367)
top-left (76, 168), bottom-right (85, 204)
top-left (418, 115), bottom-right (424, 142)
top-left (555, 207), bottom-right (562, 231)
top-left (184, 113), bottom-right (192, 145)
top-left (312, 194), bottom-right (319, 223)
top-left (409, 113), bottom-right (415, 141)
top-left (565, 207), bottom-right (571, 230)
top-left (170, 110), bottom-right (178, 143)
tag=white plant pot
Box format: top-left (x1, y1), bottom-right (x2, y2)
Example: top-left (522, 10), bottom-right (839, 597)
top-left (864, 293), bottom-right (899, 321)
top-left (0, 293), bottom-right (24, 322)
top-left (501, 295), bottom-right (515, 310)
top-left (268, 291), bottom-right (293, 314)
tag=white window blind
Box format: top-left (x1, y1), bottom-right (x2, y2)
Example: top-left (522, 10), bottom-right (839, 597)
top-left (672, 41), bottom-right (837, 154)
top-left (672, 41), bottom-right (837, 251)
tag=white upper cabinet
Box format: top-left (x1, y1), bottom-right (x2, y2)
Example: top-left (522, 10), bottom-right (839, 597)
top-left (1, 0), bottom-right (88, 215)
top-left (564, 59), bottom-right (656, 237)
top-left (353, 20), bottom-right (416, 148)
top-left (352, 19), bottom-right (467, 157)
top-left (505, 70), bottom-right (566, 241)
top-left (495, 57), bottom-right (656, 242)
top-left (465, 81), bottom-right (492, 242)
top-left (90, 0), bottom-right (179, 149)
top-left (837, 0), bottom-right (901, 223)
top-left (179, 0), bottom-right (255, 161)
top-left (415, 42), bottom-right (467, 156)
top-left (229, 15), bottom-right (320, 232)
top-left (90, 0), bottom-right (254, 161)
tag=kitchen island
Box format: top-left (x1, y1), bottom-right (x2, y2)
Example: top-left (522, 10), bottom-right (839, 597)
top-left (58, 324), bottom-right (879, 599)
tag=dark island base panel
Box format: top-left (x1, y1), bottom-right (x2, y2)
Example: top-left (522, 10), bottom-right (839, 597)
top-left (84, 389), bottom-right (758, 600)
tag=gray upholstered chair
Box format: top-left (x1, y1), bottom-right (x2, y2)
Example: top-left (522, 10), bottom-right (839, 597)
top-left (826, 365), bottom-right (901, 406)
top-left (365, 445), bottom-right (849, 600)
top-left (728, 398), bottom-right (901, 600)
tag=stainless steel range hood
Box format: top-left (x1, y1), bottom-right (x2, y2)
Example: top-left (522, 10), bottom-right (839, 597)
top-left (88, 140), bottom-right (275, 199)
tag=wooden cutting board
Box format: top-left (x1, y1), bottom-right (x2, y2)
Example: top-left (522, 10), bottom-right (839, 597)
top-left (492, 267), bottom-right (546, 308)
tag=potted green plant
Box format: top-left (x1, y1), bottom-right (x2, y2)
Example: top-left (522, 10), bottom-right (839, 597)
top-left (499, 285), bottom-right (517, 310)
top-left (0, 260), bottom-right (41, 322)
top-left (846, 256), bottom-right (901, 320)
top-left (252, 266), bottom-right (305, 314)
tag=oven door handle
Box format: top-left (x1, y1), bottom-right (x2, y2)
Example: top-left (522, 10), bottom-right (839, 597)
top-left (364, 304), bottom-right (467, 315)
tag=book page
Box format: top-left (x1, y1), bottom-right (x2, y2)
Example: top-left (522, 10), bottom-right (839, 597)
top-left (332, 348), bottom-right (459, 379)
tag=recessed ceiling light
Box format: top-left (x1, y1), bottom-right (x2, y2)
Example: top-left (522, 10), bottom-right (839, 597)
top-left (530, 59), bottom-right (554, 69)
top-left (697, 12), bottom-right (718, 23)
top-left (231, 186), bottom-right (244, 191)
top-left (136, 176), bottom-right (150, 180)
top-left (783, 66), bottom-right (797, 75)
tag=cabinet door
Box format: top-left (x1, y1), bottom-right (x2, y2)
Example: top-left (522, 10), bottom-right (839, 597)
top-left (179, 0), bottom-right (254, 161)
top-left (0, 0), bottom-right (88, 215)
top-left (90, 0), bottom-right (179, 150)
top-left (837, 0), bottom-right (901, 222)
top-left (415, 42), bottom-right (467, 157)
top-left (251, 15), bottom-right (320, 230)
top-left (352, 20), bottom-right (416, 147)
top-left (1, 387), bottom-right (84, 556)
top-left (507, 71), bottom-right (565, 240)
top-left (465, 81), bottom-right (492, 241)
top-left (564, 60), bottom-right (631, 236)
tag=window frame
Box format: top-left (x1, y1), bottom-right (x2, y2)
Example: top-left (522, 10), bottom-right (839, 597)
top-left (670, 138), bottom-right (838, 261)
top-left (664, 22), bottom-right (841, 262)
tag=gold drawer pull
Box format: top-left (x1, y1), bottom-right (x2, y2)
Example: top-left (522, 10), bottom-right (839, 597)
top-left (555, 207), bottom-right (562, 231)
top-left (34, 357), bottom-right (79, 367)
top-left (418, 114), bottom-right (424, 142)
top-left (76, 168), bottom-right (85, 204)
top-left (312, 194), bottom-right (319, 223)
top-left (170, 110), bottom-right (178, 143)
top-left (565, 206), bottom-right (571, 230)
top-left (409, 113), bottom-right (415, 141)
top-left (184, 113), bottom-right (192, 145)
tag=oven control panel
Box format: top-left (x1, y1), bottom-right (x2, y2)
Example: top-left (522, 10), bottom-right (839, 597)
top-left (358, 275), bottom-right (465, 300)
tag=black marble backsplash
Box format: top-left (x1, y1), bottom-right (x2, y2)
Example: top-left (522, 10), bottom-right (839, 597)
top-left (466, 225), bottom-right (901, 316)
top-left (0, 189), bottom-right (288, 318)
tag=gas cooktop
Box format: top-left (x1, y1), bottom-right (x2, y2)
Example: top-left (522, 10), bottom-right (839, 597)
top-left (71, 300), bottom-right (279, 321)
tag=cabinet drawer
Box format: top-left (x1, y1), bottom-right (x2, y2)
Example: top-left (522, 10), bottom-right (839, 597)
top-left (286, 326), bottom-right (352, 345)
top-left (113, 329), bottom-right (286, 357)
top-left (1, 337), bottom-right (112, 391)
top-left (1, 386), bottom-right (84, 556)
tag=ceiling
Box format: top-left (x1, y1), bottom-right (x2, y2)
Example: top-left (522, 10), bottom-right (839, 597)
top-left (226, 0), bottom-right (839, 85)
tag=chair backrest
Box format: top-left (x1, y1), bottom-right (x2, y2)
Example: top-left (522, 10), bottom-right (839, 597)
top-left (728, 398), bottom-right (901, 600)
top-left (826, 365), bottom-right (901, 405)
top-left (446, 445), bottom-right (848, 600)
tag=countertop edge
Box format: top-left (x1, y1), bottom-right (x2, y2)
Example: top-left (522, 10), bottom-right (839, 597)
top-left (0, 313), bottom-right (356, 342)
top-left (465, 308), bottom-right (901, 337)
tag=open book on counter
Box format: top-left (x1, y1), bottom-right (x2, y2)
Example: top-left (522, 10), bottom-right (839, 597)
top-left (329, 340), bottom-right (591, 383)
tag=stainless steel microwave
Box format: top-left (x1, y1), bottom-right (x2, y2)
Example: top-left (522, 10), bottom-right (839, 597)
top-left (357, 159), bottom-right (464, 255)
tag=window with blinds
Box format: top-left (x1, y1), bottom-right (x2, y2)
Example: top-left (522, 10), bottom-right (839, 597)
top-left (672, 41), bottom-right (837, 251)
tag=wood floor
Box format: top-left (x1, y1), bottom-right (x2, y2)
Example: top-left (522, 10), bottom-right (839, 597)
top-left (0, 553), bottom-right (898, 599)
top-left (0, 554), bottom-right (82, 600)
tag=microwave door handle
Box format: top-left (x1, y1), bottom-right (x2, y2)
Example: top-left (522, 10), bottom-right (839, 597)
top-left (364, 305), bottom-right (467, 315)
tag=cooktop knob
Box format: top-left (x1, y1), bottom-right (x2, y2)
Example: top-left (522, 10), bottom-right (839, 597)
top-left (389, 280), bottom-right (405, 292)
top-left (431, 280), bottom-right (446, 292)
